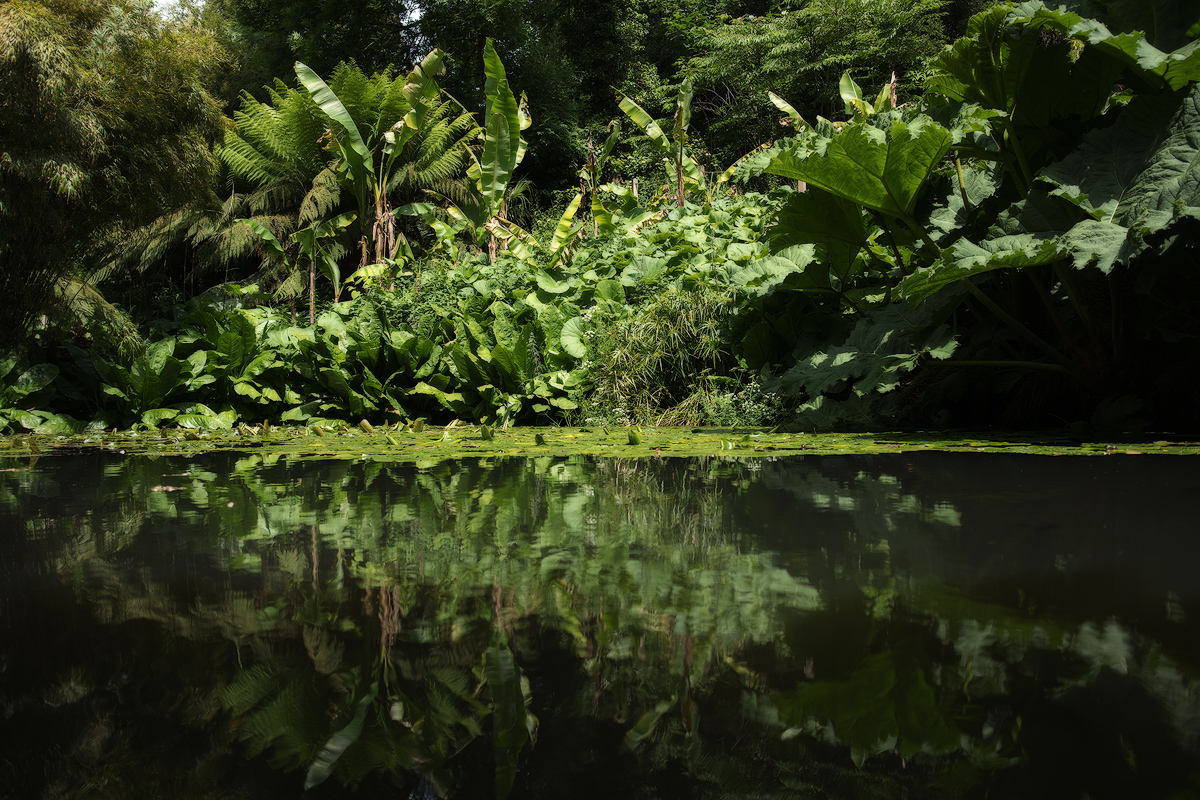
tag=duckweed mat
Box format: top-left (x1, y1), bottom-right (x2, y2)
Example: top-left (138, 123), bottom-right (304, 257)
top-left (3, 424), bottom-right (1198, 462)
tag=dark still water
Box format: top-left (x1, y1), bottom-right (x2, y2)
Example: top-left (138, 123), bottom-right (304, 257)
top-left (2, 451), bottom-right (1199, 799)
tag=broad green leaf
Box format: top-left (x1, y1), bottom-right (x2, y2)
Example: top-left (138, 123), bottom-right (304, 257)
top-left (384, 48), bottom-right (446, 167)
top-left (216, 314), bottom-right (256, 374)
top-left (480, 39), bottom-right (523, 215)
top-left (839, 71), bottom-right (867, 117)
top-left (13, 363), bottom-right (59, 399)
top-left (1011, 1), bottom-right (1200, 90)
top-left (548, 192), bottom-right (583, 253)
top-left (615, 90), bottom-right (705, 187)
top-left (1040, 94), bottom-right (1178, 223)
top-left (729, 254), bottom-right (810, 298)
top-left (33, 413), bottom-right (84, 435)
top-left (901, 235), bottom-right (1069, 304)
top-left (768, 187), bottom-right (871, 283)
top-left (924, 6), bottom-right (1040, 114)
top-left (594, 279), bottom-right (625, 305)
top-left (992, 189), bottom-right (1127, 273)
top-left (765, 114), bottom-right (953, 220)
top-left (315, 211), bottom-right (357, 238)
top-left (304, 682), bottom-right (379, 790)
top-left (768, 91), bottom-right (811, 131)
top-left (1046, 88), bottom-right (1200, 262)
top-left (238, 219), bottom-right (290, 265)
top-left (560, 317), bottom-right (587, 358)
top-left (130, 339), bottom-right (183, 412)
top-left (535, 270), bottom-right (573, 295)
top-left (141, 408), bottom-right (180, 427)
top-left (294, 62), bottom-right (369, 214)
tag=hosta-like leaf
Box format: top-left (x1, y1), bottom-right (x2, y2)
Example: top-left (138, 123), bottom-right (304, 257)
top-left (130, 339), bottom-right (183, 412)
top-left (560, 317), bottom-right (587, 359)
top-left (141, 408), bottom-right (179, 427)
top-left (765, 114), bottom-right (953, 220)
top-left (12, 363), bottom-right (59, 400)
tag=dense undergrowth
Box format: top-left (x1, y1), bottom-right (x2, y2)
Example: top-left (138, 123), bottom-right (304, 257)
top-left (5, 2), bottom-right (1200, 436)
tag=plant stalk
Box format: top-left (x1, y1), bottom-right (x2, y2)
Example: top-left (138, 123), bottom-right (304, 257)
top-left (958, 278), bottom-right (1076, 371)
top-left (1025, 270), bottom-right (1074, 346)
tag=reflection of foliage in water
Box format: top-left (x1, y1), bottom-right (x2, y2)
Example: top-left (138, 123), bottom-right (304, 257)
top-left (3, 452), bottom-right (1200, 798)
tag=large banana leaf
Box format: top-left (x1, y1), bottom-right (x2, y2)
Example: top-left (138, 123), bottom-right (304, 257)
top-left (480, 39), bottom-right (523, 216)
top-left (296, 62), bottom-right (374, 215)
top-left (765, 113), bottom-right (953, 221)
top-left (238, 219), bottom-right (291, 267)
top-left (768, 91), bottom-right (813, 131)
top-left (548, 192), bottom-right (584, 255)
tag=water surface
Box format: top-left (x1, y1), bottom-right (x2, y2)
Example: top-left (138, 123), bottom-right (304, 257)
top-left (2, 451), bottom-right (1198, 798)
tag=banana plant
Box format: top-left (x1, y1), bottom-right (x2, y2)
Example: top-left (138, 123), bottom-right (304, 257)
top-left (428, 39), bottom-right (535, 262)
top-left (295, 49), bottom-right (448, 271)
top-left (839, 71), bottom-right (898, 120)
top-left (615, 79), bottom-right (706, 208)
top-left (241, 213), bottom-right (356, 322)
top-left (579, 121), bottom-right (622, 234)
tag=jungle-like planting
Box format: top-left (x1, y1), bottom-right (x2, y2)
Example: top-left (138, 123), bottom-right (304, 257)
top-left (3, 0), bottom-right (1199, 436)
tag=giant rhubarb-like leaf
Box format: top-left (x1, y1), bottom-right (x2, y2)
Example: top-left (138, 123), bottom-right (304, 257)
top-left (1011, 1), bottom-right (1200, 90)
top-left (765, 112), bottom-right (953, 220)
top-left (1042, 88), bottom-right (1200, 262)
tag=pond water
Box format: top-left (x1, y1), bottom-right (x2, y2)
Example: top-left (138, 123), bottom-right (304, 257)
top-left (2, 450), bottom-right (1199, 799)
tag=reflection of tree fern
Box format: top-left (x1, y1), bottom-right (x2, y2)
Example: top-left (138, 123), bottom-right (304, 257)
top-left (237, 673), bottom-right (328, 762)
top-left (221, 664), bottom-right (280, 715)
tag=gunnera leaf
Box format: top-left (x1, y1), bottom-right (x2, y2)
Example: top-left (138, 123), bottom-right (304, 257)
top-left (765, 112), bottom-right (953, 220)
